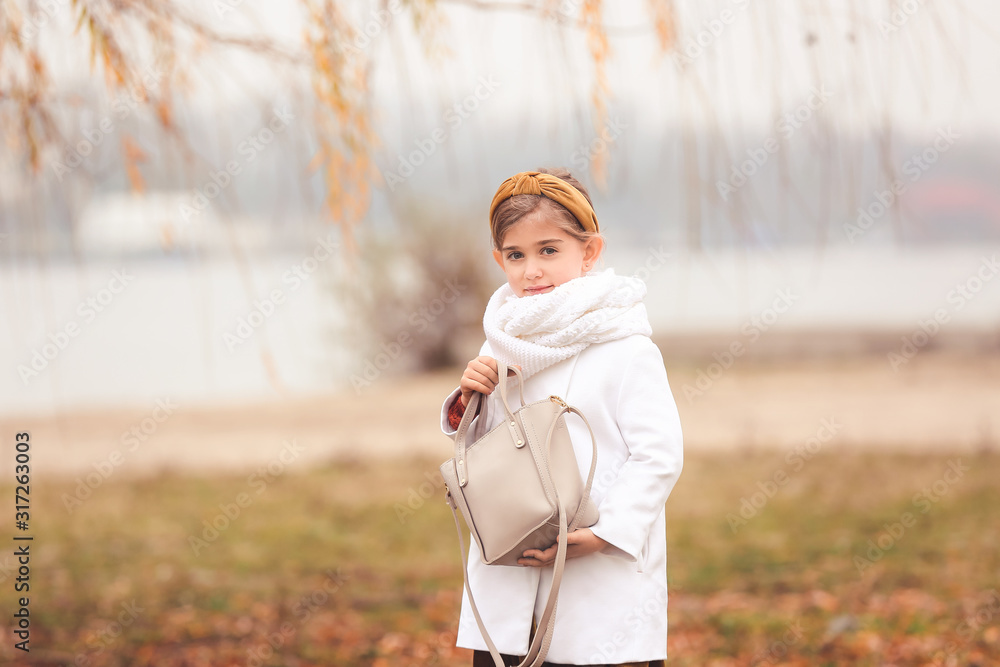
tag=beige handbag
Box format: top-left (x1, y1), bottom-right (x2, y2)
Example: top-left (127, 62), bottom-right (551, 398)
top-left (440, 359), bottom-right (599, 667)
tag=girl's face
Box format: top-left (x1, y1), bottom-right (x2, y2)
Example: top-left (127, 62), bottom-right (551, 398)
top-left (491, 208), bottom-right (603, 297)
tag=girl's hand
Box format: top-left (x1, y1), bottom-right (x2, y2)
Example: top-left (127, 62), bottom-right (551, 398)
top-left (518, 529), bottom-right (609, 567)
top-left (459, 356), bottom-right (521, 407)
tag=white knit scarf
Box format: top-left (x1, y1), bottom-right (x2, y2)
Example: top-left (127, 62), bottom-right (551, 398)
top-left (483, 267), bottom-right (653, 381)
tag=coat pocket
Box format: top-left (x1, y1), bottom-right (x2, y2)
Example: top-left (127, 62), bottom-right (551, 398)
top-left (637, 533), bottom-right (649, 573)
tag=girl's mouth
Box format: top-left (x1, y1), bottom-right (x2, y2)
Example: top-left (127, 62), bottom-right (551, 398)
top-left (524, 285), bottom-right (552, 294)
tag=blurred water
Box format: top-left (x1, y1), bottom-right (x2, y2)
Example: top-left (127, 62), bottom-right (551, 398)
top-left (1, 242), bottom-right (998, 417)
top-left (612, 243), bottom-right (1000, 332)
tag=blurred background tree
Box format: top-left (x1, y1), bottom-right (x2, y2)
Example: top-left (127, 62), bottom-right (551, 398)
top-left (2, 0), bottom-right (984, 251)
top-left (1, 0), bottom-right (995, 381)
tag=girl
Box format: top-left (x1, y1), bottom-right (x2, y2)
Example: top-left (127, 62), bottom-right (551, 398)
top-left (439, 168), bottom-right (684, 667)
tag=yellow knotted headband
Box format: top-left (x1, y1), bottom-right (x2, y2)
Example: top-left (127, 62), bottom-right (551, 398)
top-left (489, 171), bottom-right (600, 234)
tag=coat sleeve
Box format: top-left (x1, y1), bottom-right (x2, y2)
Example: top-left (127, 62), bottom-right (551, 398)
top-left (588, 339), bottom-right (684, 563)
top-left (440, 386), bottom-right (489, 440)
top-left (440, 340), bottom-right (492, 440)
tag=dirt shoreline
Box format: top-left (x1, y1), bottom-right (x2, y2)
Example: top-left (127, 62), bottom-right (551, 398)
top-left (3, 347), bottom-right (997, 482)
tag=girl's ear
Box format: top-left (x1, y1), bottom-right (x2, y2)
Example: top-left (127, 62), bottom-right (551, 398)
top-left (492, 248), bottom-right (504, 270)
top-left (583, 236), bottom-right (604, 265)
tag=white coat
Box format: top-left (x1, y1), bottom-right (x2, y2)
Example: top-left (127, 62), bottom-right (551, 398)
top-left (439, 333), bottom-right (684, 664)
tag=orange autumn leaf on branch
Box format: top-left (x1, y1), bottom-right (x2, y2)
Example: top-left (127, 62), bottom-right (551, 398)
top-left (582, 0), bottom-right (611, 191)
top-left (122, 134), bottom-right (147, 193)
top-left (646, 0), bottom-right (676, 53)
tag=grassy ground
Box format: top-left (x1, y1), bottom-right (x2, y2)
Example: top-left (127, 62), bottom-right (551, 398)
top-left (2, 450), bottom-right (998, 666)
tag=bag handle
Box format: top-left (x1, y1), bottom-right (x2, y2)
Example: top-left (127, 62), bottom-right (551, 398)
top-left (454, 359), bottom-right (526, 488)
top-left (452, 391), bottom-right (479, 488)
top-left (496, 358), bottom-right (525, 419)
top-left (548, 404), bottom-right (599, 532)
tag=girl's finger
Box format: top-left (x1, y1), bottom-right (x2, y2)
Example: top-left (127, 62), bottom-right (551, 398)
top-left (465, 368), bottom-right (498, 393)
top-left (479, 360), bottom-right (500, 385)
top-left (477, 369), bottom-right (498, 394)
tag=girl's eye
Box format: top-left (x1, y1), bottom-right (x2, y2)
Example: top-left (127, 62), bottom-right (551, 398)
top-left (506, 248), bottom-right (556, 260)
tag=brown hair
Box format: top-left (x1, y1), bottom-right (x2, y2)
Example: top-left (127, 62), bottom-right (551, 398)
top-left (489, 167), bottom-right (606, 262)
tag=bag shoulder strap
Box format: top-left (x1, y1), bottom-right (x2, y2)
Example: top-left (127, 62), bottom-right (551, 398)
top-left (445, 401), bottom-right (599, 667)
top-left (447, 476), bottom-right (567, 667)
